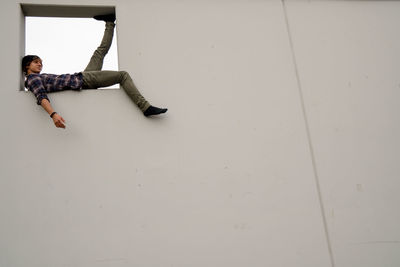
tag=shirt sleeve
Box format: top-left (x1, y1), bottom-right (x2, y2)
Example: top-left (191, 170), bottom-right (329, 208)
top-left (26, 74), bottom-right (50, 105)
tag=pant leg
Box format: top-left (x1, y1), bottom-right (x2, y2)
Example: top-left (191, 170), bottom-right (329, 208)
top-left (82, 70), bottom-right (150, 111)
top-left (84, 22), bottom-right (115, 72)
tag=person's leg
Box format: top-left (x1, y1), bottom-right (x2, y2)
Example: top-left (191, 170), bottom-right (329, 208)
top-left (84, 21), bottom-right (115, 72)
top-left (82, 70), bottom-right (168, 116)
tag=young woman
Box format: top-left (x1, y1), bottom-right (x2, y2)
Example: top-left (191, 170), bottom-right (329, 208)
top-left (23, 14), bottom-right (167, 129)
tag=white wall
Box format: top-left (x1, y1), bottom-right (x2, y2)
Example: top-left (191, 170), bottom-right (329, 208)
top-left (286, 1), bottom-right (400, 266)
top-left (0, 1), bottom-right (399, 267)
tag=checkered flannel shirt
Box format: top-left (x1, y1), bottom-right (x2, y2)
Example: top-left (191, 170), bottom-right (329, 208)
top-left (25, 73), bottom-right (83, 105)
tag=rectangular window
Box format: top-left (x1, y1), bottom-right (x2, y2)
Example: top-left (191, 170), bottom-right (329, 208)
top-left (21, 4), bottom-right (118, 90)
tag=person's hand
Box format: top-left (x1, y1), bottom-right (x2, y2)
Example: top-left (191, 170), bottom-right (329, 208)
top-left (52, 113), bottom-right (66, 129)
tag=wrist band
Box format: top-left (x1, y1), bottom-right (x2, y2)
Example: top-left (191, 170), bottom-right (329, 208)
top-left (50, 112), bottom-right (57, 118)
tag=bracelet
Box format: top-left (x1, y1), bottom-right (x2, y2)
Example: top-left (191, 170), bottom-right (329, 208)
top-left (50, 112), bottom-right (57, 118)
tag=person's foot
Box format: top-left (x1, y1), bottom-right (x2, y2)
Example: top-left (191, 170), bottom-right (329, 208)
top-left (94, 13), bottom-right (116, 22)
top-left (143, 106), bottom-right (168, 117)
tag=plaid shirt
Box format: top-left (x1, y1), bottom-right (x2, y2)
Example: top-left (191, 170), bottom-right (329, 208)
top-left (25, 73), bottom-right (83, 105)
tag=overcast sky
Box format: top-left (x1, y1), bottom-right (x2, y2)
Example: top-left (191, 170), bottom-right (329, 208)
top-left (25, 17), bottom-right (118, 75)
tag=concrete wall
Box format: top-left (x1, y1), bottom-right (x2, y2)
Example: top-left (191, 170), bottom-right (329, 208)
top-left (1, 0), bottom-right (399, 266)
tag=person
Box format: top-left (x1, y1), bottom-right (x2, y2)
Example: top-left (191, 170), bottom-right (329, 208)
top-left (22, 14), bottom-right (167, 129)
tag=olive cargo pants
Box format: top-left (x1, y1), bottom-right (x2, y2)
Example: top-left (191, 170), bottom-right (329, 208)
top-left (82, 22), bottom-right (150, 112)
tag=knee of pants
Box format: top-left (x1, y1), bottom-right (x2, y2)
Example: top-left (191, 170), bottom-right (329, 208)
top-left (119, 70), bottom-right (128, 77)
top-left (119, 70), bottom-right (130, 82)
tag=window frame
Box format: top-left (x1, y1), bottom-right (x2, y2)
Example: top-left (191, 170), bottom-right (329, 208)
top-left (20, 4), bottom-right (117, 91)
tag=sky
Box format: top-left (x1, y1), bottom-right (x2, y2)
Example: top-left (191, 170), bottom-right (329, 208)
top-left (25, 17), bottom-right (119, 79)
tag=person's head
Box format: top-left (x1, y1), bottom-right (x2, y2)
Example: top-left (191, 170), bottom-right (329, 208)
top-left (22, 55), bottom-right (42, 75)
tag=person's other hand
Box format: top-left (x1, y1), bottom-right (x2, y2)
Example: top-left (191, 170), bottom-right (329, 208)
top-left (52, 113), bottom-right (66, 129)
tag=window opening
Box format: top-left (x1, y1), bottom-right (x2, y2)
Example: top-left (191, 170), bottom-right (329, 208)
top-left (22, 5), bottom-right (118, 90)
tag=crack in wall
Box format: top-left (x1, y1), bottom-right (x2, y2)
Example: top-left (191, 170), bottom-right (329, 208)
top-left (281, 1), bottom-right (336, 266)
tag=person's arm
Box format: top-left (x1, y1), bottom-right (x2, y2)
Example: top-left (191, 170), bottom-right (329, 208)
top-left (26, 74), bottom-right (66, 129)
top-left (40, 99), bottom-right (66, 129)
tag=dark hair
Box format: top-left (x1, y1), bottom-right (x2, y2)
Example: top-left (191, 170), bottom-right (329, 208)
top-left (22, 55), bottom-right (40, 74)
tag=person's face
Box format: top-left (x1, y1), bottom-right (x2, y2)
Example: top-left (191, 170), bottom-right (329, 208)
top-left (26, 58), bottom-right (42, 74)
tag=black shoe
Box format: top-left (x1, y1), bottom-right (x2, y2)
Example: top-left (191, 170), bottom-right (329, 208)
top-left (144, 106), bottom-right (168, 117)
top-left (94, 14), bottom-right (116, 22)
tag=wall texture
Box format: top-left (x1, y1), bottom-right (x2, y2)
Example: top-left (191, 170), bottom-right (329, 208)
top-left (1, 1), bottom-right (399, 267)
